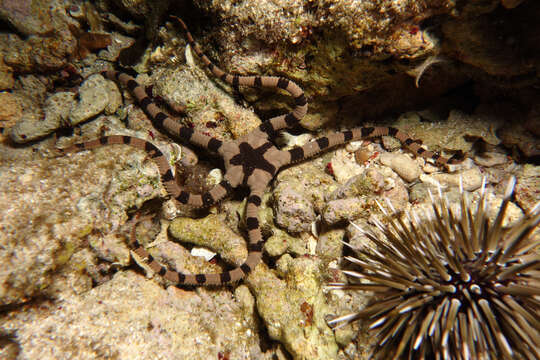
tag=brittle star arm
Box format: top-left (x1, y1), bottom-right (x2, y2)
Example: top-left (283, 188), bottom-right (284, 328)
top-left (127, 184), bottom-right (266, 285)
top-left (172, 16), bottom-right (308, 137)
top-left (285, 126), bottom-right (464, 167)
top-left (58, 135), bottom-right (233, 208)
top-left (101, 70), bottom-right (223, 153)
top-left (58, 16), bottom-right (310, 285)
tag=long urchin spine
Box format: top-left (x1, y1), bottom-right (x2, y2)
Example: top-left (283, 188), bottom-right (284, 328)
top-left (328, 177), bottom-right (540, 360)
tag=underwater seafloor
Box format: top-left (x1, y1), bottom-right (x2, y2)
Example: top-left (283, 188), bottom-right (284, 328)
top-left (0, 1), bottom-right (539, 359)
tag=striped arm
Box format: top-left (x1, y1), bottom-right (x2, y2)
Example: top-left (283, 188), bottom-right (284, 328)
top-left (100, 70), bottom-right (224, 154)
top-left (172, 16), bottom-right (308, 138)
top-left (128, 188), bottom-right (265, 286)
top-left (58, 135), bottom-right (168, 160)
top-left (242, 188), bottom-right (265, 272)
top-left (173, 179), bottom-right (233, 208)
top-left (286, 127), bottom-right (464, 167)
top-left (58, 135), bottom-right (232, 208)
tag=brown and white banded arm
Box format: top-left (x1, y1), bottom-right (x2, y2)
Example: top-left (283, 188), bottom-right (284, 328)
top-left (172, 16), bottom-right (308, 138)
top-left (286, 126), bottom-right (463, 167)
top-left (58, 16), bottom-right (465, 288)
top-left (59, 134), bottom-right (233, 209)
top-left (101, 70), bottom-right (224, 154)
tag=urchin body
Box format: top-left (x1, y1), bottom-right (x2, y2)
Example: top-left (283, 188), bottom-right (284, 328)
top-left (329, 178), bottom-right (540, 360)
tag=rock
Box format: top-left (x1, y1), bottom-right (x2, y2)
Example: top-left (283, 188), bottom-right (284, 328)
top-left (0, 337), bottom-right (19, 360)
top-left (0, 91), bottom-right (21, 128)
top-left (474, 152), bottom-right (509, 167)
top-left (277, 131), bottom-right (314, 150)
top-left (330, 148), bottom-right (364, 184)
top-left (274, 187), bottom-right (316, 234)
top-left (2, 30), bottom-right (76, 72)
top-left (10, 92), bottom-right (77, 143)
top-left (328, 169), bottom-right (385, 200)
top-left (395, 110), bottom-right (501, 154)
top-left (410, 182), bottom-right (438, 204)
top-left (0, 0), bottom-right (77, 71)
top-left (264, 228), bottom-right (292, 257)
top-left (247, 258), bottom-right (339, 360)
top-left (2, 272), bottom-right (263, 359)
top-left (501, 0), bottom-right (525, 9)
top-left (104, 80), bottom-right (123, 114)
top-left (316, 228), bottom-right (344, 263)
top-left (422, 167), bottom-right (483, 191)
top-left (381, 135), bottom-right (402, 152)
top-left (346, 219), bottom-right (372, 250)
top-left (484, 193), bottom-right (524, 228)
top-left (0, 68), bottom-right (14, 90)
top-left (287, 232), bottom-right (318, 257)
top-left (379, 152), bottom-right (422, 182)
top-left (497, 111), bottom-right (540, 159)
top-left (274, 161), bottom-right (337, 214)
top-left (169, 214), bottom-right (247, 266)
top-left (69, 74), bottom-right (118, 126)
top-left (18, 74), bottom-right (48, 102)
top-left (153, 67), bottom-right (260, 139)
top-left (0, 196), bottom-right (63, 306)
top-left (0, 0), bottom-right (56, 36)
top-left (325, 284), bottom-right (369, 358)
top-left (265, 227), bottom-right (319, 258)
top-left (89, 233), bottom-right (130, 266)
top-left (46, 92), bottom-right (77, 124)
top-left (136, 232), bottom-right (226, 282)
top-left (98, 32), bottom-right (135, 62)
top-left (188, 1), bottom-right (476, 129)
top-left (0, 141), bottom-right (160, 305)
top-left (514, 165), bottom-right (540, 213)
top-left (442, 6), bottom-right (533, 77)
top-left (7, 97), bottom-right (44, 144)
top-left (378, 167), bottom-right (410, 209)
top-left (525, 104), bottom-right (540, 137)
top-left (323, 197), bottom-right (375, 225)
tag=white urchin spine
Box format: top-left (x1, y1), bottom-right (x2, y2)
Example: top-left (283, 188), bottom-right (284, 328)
top-left (329, 176), bottom-right (540, 360)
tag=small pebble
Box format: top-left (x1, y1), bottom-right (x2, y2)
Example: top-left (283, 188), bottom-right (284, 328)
top-left (328, 169), bottom-right (385, 200)
top-left (206, 168), bottom-right (223, 186)
top-left (264, 231), bottom-right (290, 257)
top-left (190, 247), bottom-right (216, 261)
top-left (330, 148), bottom-right (364, 184)
top-left (274, 188), bottom-right (316, 233)
top-left (379, 152), bottom-right (421, 182)
top-left (344, 140), bottom-right (364, 152)
top-left (422, 166), bottom-right (483, 191)
top-left (381, 135), bottom-right (401, 152)
top-left (323, 197), bottom-right (372, 225)
top-left (474, 152), bottom-right (509, 167)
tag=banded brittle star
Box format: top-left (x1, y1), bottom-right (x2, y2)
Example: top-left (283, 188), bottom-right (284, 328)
top-left (60, 17), bottom-right (462, 286)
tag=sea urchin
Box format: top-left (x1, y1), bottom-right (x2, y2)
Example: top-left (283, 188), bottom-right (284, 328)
top-left (328, 177), bottom-right (540, 360)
